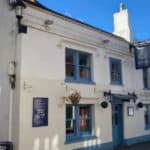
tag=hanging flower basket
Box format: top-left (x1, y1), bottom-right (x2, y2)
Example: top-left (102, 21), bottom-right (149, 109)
top-left (101, 101), bottom-right (108, 109)
top-left (66, 91), bottom-right (81, 105)
top-left (137, 102), bottom-right (143, 108)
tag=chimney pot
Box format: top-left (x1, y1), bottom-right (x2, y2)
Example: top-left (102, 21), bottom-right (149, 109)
top-left (120, 3), bottom-right (124, 11)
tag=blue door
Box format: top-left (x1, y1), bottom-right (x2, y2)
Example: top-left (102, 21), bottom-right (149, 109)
top-left (112, 103), bottom-right (123, 147)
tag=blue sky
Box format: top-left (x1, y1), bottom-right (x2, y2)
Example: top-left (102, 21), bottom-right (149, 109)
top-left (38, 0), bottom-right (150, 41)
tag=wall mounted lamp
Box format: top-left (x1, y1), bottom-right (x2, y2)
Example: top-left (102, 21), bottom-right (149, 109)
top-left (104, 90), bottom-right (112, 102)
top-left (15, 0), bottom-right (27, 33)
top-left (8, 61), bottom-right (16, 89)
top-left (101, 90), bottom-right (112, 109)
top-left (9, 0), bottom-right (27, 33)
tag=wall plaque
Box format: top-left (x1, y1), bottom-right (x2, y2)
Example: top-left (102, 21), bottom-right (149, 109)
top-left (32, 97), bottom-right (48, 127)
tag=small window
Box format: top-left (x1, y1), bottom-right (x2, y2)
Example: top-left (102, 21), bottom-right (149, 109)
top-left (143, 68), bottom-right (150, 90)
top-left (144, 105), bottom-right (150, 129)
top-left (109, 57), bottom-right (122, 85)
top-left (65, 48), bottom-right (92, 84)
top-left (66, 105), bottom-right (93, 142)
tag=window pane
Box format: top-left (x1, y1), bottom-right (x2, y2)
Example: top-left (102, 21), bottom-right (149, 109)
top-left (65, 49), bottom-right (92, 82)
top-left (66, 106), bottom-right (75, 134)
top-left (79, 53), bottom-right (90, 67)
top-left (80, 119), bottom-right (90, 132)
top-left (66, 120), bottom-right (75, 134)
top-left (112, 63), bottom-right (119, 81)
top-left (79, 67), bottom-right (90, 79)
top-left (66, 50), bottom-right (74, 64)
top-left (145, 106), bottom-right (148, 126)
top-left (66, 64), bottom-right (74, 77)
top-left (143, 68), bottom-right (150, 89)
top-left (79, 106), bottom-right (90, 132)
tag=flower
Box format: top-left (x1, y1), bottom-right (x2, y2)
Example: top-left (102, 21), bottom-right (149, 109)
top-left (66, 91), bottom-right (81, 105)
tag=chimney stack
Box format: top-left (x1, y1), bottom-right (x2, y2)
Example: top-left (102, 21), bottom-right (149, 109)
top-left (113, 3), bottom-right (135, 42)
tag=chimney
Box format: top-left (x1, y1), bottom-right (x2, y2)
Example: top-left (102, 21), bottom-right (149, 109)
top-left (113, 3), bottom-right (135, 42)
top-left (120, 3), bottom-right (124, 11)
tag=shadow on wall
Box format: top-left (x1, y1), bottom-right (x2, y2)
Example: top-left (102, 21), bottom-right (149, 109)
top-left (82, 127), bottom-right (102, 149)
top-left (32, 128), bottom-right (102, 150)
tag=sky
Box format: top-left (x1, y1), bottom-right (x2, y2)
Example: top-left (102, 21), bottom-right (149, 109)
top-left (38, 0), bottom-right (150, 41)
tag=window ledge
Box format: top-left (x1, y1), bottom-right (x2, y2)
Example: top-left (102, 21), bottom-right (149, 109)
top-left (65, 79), bottom-right (96, 85)
top-left (65, 135), bottom-right (97, 144)
top-left (110, 82), bottom-right (124, 86)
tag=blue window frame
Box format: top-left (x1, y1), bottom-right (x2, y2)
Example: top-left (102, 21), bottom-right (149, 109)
top-left (66, 104), bottom-right (94, 143)
top-left (65, 48), bottom-right (93, 84)
top-left (109, 57), bottom-right (122, 85)
top-left (145, 105), bottom-right (150, 129)
top-left (143, 68), bottom-right (150, 90)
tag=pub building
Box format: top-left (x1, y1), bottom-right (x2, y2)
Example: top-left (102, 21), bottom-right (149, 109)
top-left (0, 0), bottom-right (150, 150)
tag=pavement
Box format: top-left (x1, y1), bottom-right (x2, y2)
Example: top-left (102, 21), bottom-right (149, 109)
top-left (113, 141), bottom-right (150, 150)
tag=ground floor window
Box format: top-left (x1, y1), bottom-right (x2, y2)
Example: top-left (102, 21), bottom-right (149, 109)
top-left (145, 105), bottom-right (150, 129)
top-left (66, 104), bottom-right (94, 142)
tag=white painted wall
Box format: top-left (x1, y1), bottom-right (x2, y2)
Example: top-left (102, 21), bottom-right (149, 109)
top-left (0, 1), bottom-right (149, 150)
top-left (114, 9), bottom-right (135, 42)
top-left (0, 1), bottom-right (21, 150)
top-left (0, 0), bottom-right (16, 141)
top-left (19, 26), bottom-right (113, 150)
top-left (14, 4), bottom-right (150, 149)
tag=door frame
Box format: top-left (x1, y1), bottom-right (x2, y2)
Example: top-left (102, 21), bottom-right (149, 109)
top-left (111, 99), bottom-right (124, 147)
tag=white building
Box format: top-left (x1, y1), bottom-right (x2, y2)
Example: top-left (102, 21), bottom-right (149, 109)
top-left (0, 0), bottom-right (150, 150)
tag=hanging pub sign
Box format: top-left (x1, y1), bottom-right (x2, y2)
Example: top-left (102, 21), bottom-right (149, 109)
top-left (134, 45), bottom-right (150, 69)
top-left (32, 97), bottom-right (48, 127)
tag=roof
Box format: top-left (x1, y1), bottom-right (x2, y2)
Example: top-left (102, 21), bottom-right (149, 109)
top-left (23, 0), bottom-right (130, 44)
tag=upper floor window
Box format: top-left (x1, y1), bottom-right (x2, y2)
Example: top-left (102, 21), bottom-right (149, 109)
top-left (65, 48), bottom-right (93, 84)
top-left (143, 68), bottom-right (150, 90)
top-left (109, 57), bottom-right (122, 85)
top-left (66, 104), bottom-right (93, 142)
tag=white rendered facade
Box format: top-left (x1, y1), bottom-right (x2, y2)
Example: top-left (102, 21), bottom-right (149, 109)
top-left (0, 1), bottom-right (150, 150)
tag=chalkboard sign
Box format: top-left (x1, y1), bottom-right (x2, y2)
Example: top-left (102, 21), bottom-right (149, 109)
top-left (32, 97), bottom-right (48, 127)
top-left (134, 46), bottom-right (150, 69)
top-left (0, 142), bottom-right (13, 150)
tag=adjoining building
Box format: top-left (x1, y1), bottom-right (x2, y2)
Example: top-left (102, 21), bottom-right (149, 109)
top-left (0, 0), bottom-right (150, 150)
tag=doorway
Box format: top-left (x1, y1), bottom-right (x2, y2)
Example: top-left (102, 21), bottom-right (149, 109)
top-left (112, 103), bottom-right (123, 147)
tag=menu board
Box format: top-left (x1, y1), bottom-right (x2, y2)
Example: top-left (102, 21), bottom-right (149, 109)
top-left (32, 97), bottom-right (48, 127)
